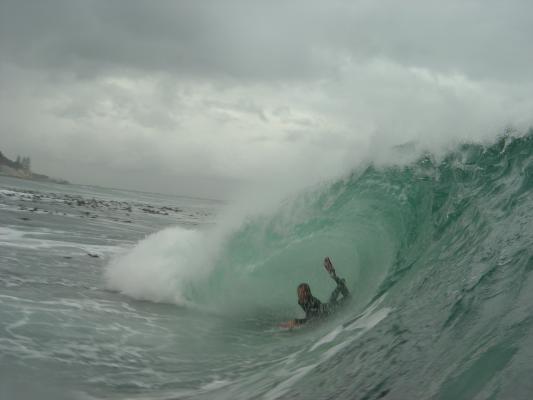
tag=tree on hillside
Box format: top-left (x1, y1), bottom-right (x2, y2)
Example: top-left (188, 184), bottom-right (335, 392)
top-left (21, 157), bottom-right (31, 171)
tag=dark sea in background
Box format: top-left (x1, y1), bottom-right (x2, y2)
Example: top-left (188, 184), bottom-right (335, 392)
top-left (1, 133), bottom-right (533, 399)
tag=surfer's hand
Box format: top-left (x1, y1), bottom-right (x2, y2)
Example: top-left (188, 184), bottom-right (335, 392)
top-left (324, 257), bottom-right (336, 276)
top-left (280, 320), bottom-right (298, 329)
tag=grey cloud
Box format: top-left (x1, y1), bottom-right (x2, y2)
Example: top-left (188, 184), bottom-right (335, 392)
top-left (2, 1), bottom-right (532, 83)
top-left (0, 0), bottom-right (326, 81)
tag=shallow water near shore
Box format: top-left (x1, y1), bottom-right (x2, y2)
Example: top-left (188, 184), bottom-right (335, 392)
top-left (2, 134), bottom-right (533, 399)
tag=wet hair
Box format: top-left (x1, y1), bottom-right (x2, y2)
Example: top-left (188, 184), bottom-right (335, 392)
top-left (297, 283), bottom-right (311, 295)
top-left (297, 283), bottom-right (311, 306)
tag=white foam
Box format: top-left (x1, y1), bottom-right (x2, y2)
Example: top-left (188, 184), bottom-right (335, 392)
top-left (0, 189), bottom-right (26, 197)
top-left (201, 379), bottom-right (232, 391)
top-left (320, 339), bottom-right (353, 362)
top-left (0, 226), bottom-right (119, 255)
top-left (310, 295), bottom-right (388, 351)
top-left (309, 325), bottom-right (343, 351)
top-left (263, 364), bottom-right (317, 400)
top-left (105, 226), bottom-right (223, 304)
top-left (345, 307), bottom-right (391, 331)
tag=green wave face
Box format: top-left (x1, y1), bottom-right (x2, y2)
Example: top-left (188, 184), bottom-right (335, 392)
top-left (193, 133), bottom-right (532, 311)
top-left (177, 132), bottom-right (533, 399)
top-left (196, 174), bottom-right (405, 314)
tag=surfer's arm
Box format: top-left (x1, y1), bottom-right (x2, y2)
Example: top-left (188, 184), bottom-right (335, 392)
top-left (324, 257), bottom-right (350, 299)
top-left (327, 277), bottom-right (350, 305)
top-left (334, 276), bottom-right (350, 296)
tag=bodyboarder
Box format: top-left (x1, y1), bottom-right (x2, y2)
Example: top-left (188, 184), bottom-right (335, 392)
top-left (280, 257), bottom-right (350, 329)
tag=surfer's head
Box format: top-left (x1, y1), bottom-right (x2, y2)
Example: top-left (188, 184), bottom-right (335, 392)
top-left (297, 283), bottom-right (311, 303)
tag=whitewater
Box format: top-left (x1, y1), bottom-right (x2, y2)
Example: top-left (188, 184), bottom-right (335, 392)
top-left (1, 132), bottom-right (533, 399)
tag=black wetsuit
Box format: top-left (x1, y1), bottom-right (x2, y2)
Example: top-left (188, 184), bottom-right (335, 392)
top-left (295, 277), bottom-right (350, 325)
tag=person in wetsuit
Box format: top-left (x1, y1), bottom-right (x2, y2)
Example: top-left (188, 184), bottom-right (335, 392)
top-left (280, 257), bottom-right (350, 329)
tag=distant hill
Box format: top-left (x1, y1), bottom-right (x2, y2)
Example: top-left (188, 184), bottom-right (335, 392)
top-left (0, 150), bottom-right (69, 184)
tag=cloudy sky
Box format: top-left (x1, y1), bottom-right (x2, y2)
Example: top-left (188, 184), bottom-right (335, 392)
top-left (1, 0), bottom-right (532, 199)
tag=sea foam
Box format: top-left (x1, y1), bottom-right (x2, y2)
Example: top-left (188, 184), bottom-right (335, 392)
top-left (104, 226), bottom-right (221, 305)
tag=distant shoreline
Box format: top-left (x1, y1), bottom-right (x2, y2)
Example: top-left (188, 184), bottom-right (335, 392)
top-left (0, 171), bottom-right (70, 185)
top-left (0, 150), bottom-right (69, 185)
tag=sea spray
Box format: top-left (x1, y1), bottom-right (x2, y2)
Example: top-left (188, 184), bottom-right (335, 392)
top-left (105, 227), bottom-right (220, 305)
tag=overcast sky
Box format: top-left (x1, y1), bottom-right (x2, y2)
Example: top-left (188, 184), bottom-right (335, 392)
top-left (1, 0), bottom-right (532, 199)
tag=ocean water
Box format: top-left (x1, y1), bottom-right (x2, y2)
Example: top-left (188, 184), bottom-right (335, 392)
top-left (1, 133), bottom-right (533, 399)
